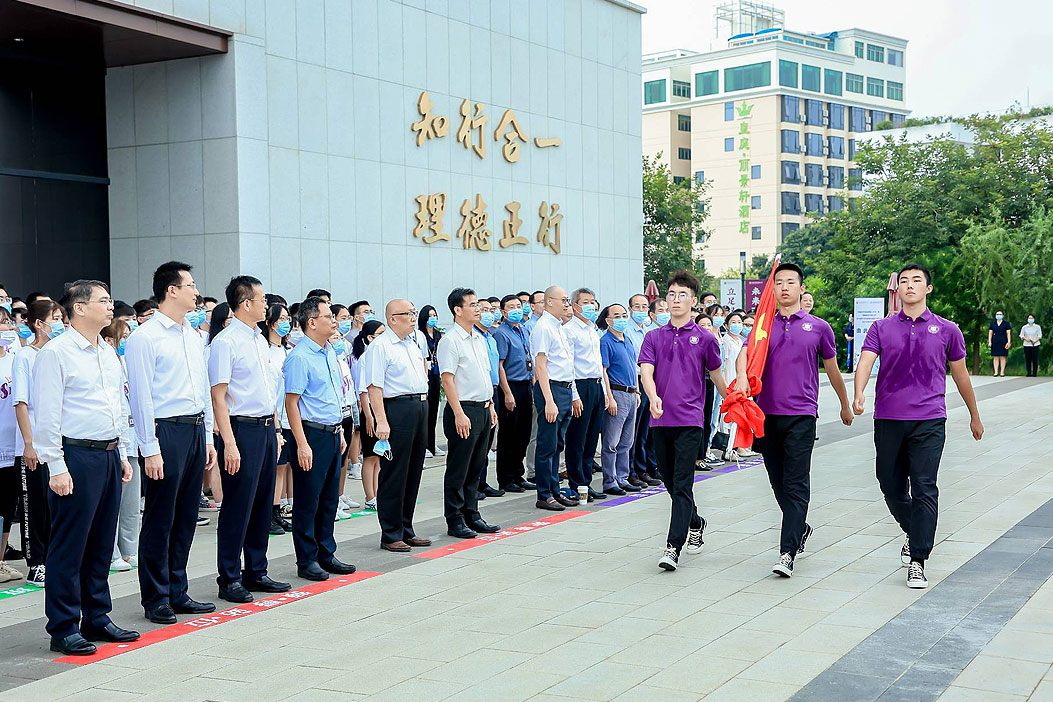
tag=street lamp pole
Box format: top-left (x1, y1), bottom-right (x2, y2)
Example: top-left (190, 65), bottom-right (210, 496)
top-left (739, 251), bottom-right (746, 310)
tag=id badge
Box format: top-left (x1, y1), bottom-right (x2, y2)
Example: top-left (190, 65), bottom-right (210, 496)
top-left (341, 405), bottom-right (352, 419)
top-left (128, 415), bottom-right (135, 428)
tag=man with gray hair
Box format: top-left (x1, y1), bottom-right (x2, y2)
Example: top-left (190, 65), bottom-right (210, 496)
top-left (563, 287), bottom-right (608, 502)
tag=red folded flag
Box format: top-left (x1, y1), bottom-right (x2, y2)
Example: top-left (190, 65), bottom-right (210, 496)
top-left (719, 254), bottom-right (781, 445)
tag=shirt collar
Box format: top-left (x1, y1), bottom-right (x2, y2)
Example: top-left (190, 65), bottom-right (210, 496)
top-left (229, 316), bottom-right (260, 337)
top-left (775, 308), bottom-right (805, 321)
top-left (897, 308), bottom-right (932, 322)
top-left (300, 335), bottom-right (326, 354)
top-left (68, 326), bottom-right (97, 350)
top-left (155, 310), bottom-right (183, 329)
top-left (569, 316), bottom-right (591, 331)
top-left (668, 319), bottom-right (699, 333)
top-left (453, 323), bottom-right (476, 340)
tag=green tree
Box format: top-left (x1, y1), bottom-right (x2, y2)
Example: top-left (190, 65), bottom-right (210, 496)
top-left (642, 155), bottom-right (712, 289)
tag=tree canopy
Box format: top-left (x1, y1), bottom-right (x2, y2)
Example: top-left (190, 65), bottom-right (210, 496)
top-left (642, 155), bottom-right (713, 291)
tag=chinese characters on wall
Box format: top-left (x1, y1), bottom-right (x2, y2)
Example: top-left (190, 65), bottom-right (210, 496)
top-left (410, 91), bottom-right (564, 254)
top-left (735, 101), bottom-right (754, 239)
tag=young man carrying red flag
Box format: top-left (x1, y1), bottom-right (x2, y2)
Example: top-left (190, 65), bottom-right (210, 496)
top-left (735, 263), bottom-right (854, 578)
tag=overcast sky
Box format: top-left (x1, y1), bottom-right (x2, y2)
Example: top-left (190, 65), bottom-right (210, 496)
top-left (640, 0), bottom-right (1052, 118)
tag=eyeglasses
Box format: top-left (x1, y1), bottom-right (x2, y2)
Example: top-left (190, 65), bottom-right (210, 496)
top-left (86, 297), bottom-right (114, 306)
top-left (0, 296), bottom-right (10, 304)
top-left (310, 313), bottom-right (336, 321)
top-left (548, 297), bottom-right (571, 306)
top-left (391, 311), bottom-right (417, 318)
top-left (666, 291), bottom-right (692, 301)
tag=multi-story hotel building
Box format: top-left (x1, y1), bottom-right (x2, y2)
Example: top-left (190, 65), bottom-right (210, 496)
top-left (641, 2), bottom-right (909, 274)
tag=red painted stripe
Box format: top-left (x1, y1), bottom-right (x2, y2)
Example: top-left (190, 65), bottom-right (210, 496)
top-left (411, 510), bottom-right (589, 559)
top-left (54, 571), bottom-right (381, 665)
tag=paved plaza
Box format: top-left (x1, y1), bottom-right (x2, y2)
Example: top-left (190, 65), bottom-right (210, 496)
top-left (1, 375), bottom-right (1052, 702)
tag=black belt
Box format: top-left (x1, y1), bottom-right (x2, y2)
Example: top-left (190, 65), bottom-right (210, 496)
top-left (387, 393), bottom-right (427, 402)
top-left (63, 437), bottom-right (119, 451)
top-left (609, 383), bottom-right (636, 393)
top-left (302, 420), bottom-right (341, 434)
top-left (547, 380), bottom-right (572, 389)
top-left (577, 377), bottom-right (602, 384)
top-left (460, 400), bottom-right (492, 408)
top-left (231, 415), bottom-right (274, 427)
top-left (507, 378), bottom-right (531, 384)
top-left (157, 412), bottom-right (205, 426)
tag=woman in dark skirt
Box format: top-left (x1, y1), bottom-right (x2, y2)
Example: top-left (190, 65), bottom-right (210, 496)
top-left (988, 311), bottom-right (1011, 377)
top-left (415, 305), bottom-right (444, 458)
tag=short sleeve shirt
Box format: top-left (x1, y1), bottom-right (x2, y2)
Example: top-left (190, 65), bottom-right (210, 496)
top-left (638, 321), bottom-right (721, 427)
top-left (282, 336), bottom-right (344, 424)
top-left (493, 323), bottom-right (532, 381)
top-left (752, 310), bottom-right (836, 416)
top-left (862, 308), bottom-right (967, 420)
top-left (600, 332), bottom-right (638, 388)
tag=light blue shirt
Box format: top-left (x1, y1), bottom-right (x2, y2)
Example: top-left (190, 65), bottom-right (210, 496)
top-left (282, 336), bottom-right (343, 424)
top-left (477, 326), bottom-right (500, 386)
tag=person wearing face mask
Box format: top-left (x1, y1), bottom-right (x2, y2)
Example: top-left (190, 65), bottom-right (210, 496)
top-left (126, 261), bottom-right (219, 624)
top-left (522, 290), bottom-right (547, 483)
top-left (628, 299), bottom-right (669, 489)
top-left (473, 298), bottom-right (504, 498)
top-left (1021, 315), bottom-right (1042, 377)
top-left (287, 303), bottom-right (304, 347)
top-left (494, 295), bottom-right (536, 493)
top-left (988, 311), bottom-right (1011, 377)
top-left (716, 312), bottom-right (756, 461)
top-left (12, 299), bottom-right (66, 588)
top-left (346, 300), bottom-right (376, 347)
top-left (328, 325), bottom-right (361, 519)
top-left (563, 288), bottom-right (609, 503)
top-left (100, 319), bottom-right (140, 573)
top-left (352, 320), bottom-right (385, 511)
top-left (283, 297), bottom-right (355, 578)
top-left (597, 304), bottom-right (639, 495)
top-left (0, 306), bottom-right (19, 584)
top-left (11, 301), bottom-right (29, 348)
top-left (844, 314), bottom-right (855, 373)
top-left (260, 303), bottom-right (294, 534)
top-left (414, 305), bottom-right (445, 459)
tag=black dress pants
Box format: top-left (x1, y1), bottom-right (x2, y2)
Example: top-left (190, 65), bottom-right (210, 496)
top-left (139, 421), bottom-right (206, 609)
top-left (217, 421), bottom-right (278, 585)
top-left (496, 380), bottom-right (532, 487)
top-left (651, 426), bottom-right (704, 551)
top-left (426, 372), bottom-right (441, 453)
top-left (755, 414), bottom-right (816, 554)
top-left (45, 444), bottom-right (121, 638)
top-left (443, 403), bottom-right (489, 526)
top-left (18, 457), bottom-right (50, 568)
top-left (565, 378), bottom-right (604, 490)
top-left (875, 418), bottom-right (945, 563)
top-left (1024, 346), bottom-right (1039, 377)
top-left (290, 424), bottom-right (341, 566)
top-left (377, 396), bottom-right (427, 544)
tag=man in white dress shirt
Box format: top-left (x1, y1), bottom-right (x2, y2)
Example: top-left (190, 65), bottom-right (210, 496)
top-left (34, 280), bottom-right (139, 655)
top-left (366, 298), bottom-right (433, 552)
top-left (530, 286), bottom-right (580, 511)
top-left (126, 261), bottom-right (218, 624)
top-left (563, 287), bottom-right (609, 502)
top-left (437, 288), bottom-right (501, 539)
top-left (209, 276), bottom-right (291, 603)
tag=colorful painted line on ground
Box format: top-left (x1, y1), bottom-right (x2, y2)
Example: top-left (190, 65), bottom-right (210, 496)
top-left (54, 571), bottom-right (381, 665)
top-left (601, 457), bottom-right (765, 507)
top-left (411, 510), bottom-right (589, 559)
top-left (0, 583), bottom-right (43, 601)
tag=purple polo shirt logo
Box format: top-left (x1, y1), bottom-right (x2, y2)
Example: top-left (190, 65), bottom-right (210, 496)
top-left (801, 323), bottom-right (813, 332)
top-left (928, 325), bottom-right (939, 334)
top-left (689, 335), bottom-right (699, 344)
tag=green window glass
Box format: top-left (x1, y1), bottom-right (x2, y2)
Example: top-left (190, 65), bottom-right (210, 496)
top-left (823, 69), bottom-right (842, 96)
top-left (845, 73), bottom-right (864, 94)
top-left (866, 44), bottom-right (884, 62)
top-left (866, 77), bottom-right (884, 98)
top-left (695, 70), bottom-right (718, 96)
top-left (801, 64), bottom-right (820, 92)
top-left (724, 61), bottom-right (771, 92)
top-left (778, 60), bottom-right (798, 88)
top-left (854, 41), bottom-right (864, 58)
top-left (887, 80), bottom-right (904, 101)
top-left (672, 80), bottom-right (691, 98)
top-left (644, 79), bottom-right (666, 105)
top-left (677, 114), bottom-right (691, 131)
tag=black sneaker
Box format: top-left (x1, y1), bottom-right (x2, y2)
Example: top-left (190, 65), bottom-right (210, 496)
top-left (269, 515), bottom-right (285, 535)
top-left (906, 561), bottom-right (927, 589)
top-left (658, 544), bottom-right (679, 571)
top-left (773, 552), bottom-right (794, 578)
top-left (901, 535), bottom-right (911, 567)
top-left (797, 524), bottom-right (813, 557)
top-left (685, 517), bottom-right (707, 554)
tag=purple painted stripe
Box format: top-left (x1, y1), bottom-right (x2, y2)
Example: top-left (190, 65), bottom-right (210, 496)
top-left (600, 457), bottom-right (765, 506)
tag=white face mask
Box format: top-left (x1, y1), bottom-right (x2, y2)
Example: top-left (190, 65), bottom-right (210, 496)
top-left (0, 330), bottom-right (16, 347)
top-left (288, 329), bottom-right (305, 346)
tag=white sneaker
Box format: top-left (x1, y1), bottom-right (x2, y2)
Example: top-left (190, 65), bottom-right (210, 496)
top-left (0, 562), bottom-right (23, 583)
top-left (901, 535), bottom-right (911, 567)
top-left (364, 498), bottom-right (377, 511)
top-left (348, 463), bottom-right (363, 480)
top-left (110, 558), bottom-right (132, 573)
top-left (426, 450), bottom-right (434, 458)
top-left (488, 450), bottom-right (497, 460)
top-left (27, 565), bottom-right (45, 587)
top-left (685, 518), bottom-right (706, 554)
top-left (433, 447), bottom-right (446, 457)
top-left (339, 495), bottom-right (361, 510)
top-left (126, 556), bottom-right (138, 569)
top-left (658, 545), bottom-right (679, 571)
top-left (906, 561), bottom-right (928, 589)
top-left (335, 506), bottom-right (352, 520)
top-left (736, 448), bottom-right (759, 458)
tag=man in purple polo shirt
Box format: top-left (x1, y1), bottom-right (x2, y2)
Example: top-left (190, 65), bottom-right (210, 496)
top-left (640, 270), bottom-right (729, 572)
top-left (854, 263), bottom-right (983, 589)
top-left (735, 263), bottom-right (854, 579)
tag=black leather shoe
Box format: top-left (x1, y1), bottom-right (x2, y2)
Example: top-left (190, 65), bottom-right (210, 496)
top-left (481, 485), bottom-right (505, 497)
top-left (469, 519), bottom-right (501, 534)
top-left (319, 558), bottom-right (357, 575)
top-left (605, 485), bottom-right (626, 495)
top-left (627, 476), bottom-right (647, 488)
top-left (640, 472), bottom-right (663, 486)
top-left (475, 490), bottom-right (487, 500)
top-left (82, 622), bottom-right (140, 643)
top-left (244, 576), bottom-right (292, 593)
top-left (218, 582), bottom-right (253, 603)
top-left (144, 603), bottom-right (177, 624)
top-left (171, 598), bottom-right (216, 615)
top-left (269, 515), bottom-right (285, 535)
top-left (447, 522), bottom-right (477, 539)
top-left (536, 498), bottom-right (565, 511)
top-left (622, 482), bottom-right (643, 492)
top-left (588, 488), bottom-right (607, 500)
top-left (297, 562), bottom-right (329, 581)
top-left (50, 633), bottom-right (96, 655)
top-left (501, 482), bottom-right (525, 493)
top-left (518, 479), bottom-right (537, 490)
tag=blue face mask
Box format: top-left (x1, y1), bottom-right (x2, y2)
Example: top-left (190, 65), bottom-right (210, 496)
top-left (996, 314), bottom-right (1003, 321)
top-left (48, 321), bottom-right (66, 339)
top-left (127, 319), bottom-right (139, 331)
top-left (17, 324), bottom-right (33, 339)
top-left (363, 312), bottom-right (376, 323)
top-left (332, 339), bottom-right (347, 355)
top-left (480, 312), bottom-right (496, 328)
top-left (522, 304), bottom-right (531, 316)
top-left (338, 320), bottom-right (352, 334)
top-left (426, 317), bottom-right (438, 328)
top-left (276, 320), bottom-right (292, 337)
top-left (611, 318), bottom-right (630, 333)
top-left (187, 309), bottom-right (206, 328)
top-left (580, 304), bottom-right (599, 322)
top-left (117, 339), bottom-right (126, 357)
top-left (507, 308), bottom-right (524, 323)
top-left (374, 439), bottom-right (393, 460)
top-left (713, 316), bottom-right (726, 328)
top-left (0, 303), bottom-right (10, 313)
top-left (656, 313), bottom-right (671, 326)
top-left (631, 311), bottom-right (649, 324)
top-left (742, 326), bottom-right (753, 337)
top-left (729, 322), bottom-right (743, 336)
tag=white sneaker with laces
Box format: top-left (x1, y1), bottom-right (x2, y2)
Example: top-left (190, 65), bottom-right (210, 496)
top-left (685, 518), bottom-right (707, 554)
top-left (335, 506), bottom-right (351, 520)
top-left (0, 562), bottom-right (23, 583)
top-left (364, 498), bottom-right (377, 511)
top-left (906, 561), bottom-right (928, 589)
top-left (348, 463), bottom-right (363, 480)
top-left (27, 565), bottom-right (45, 587)
top-left (901, 535), bottom-right (911, 567)
top-left (110, 558), bottom-right (132, 573)
top-left (772, 552), bottom-right (794, 578)
top-left (339, 495), bottom-right (361, 510)
top-left (658, 545), bottom-right (679, 571)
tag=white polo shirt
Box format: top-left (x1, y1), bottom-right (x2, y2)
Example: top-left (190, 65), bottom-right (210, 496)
top-left (437, 323), bottom-right (493, 402)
